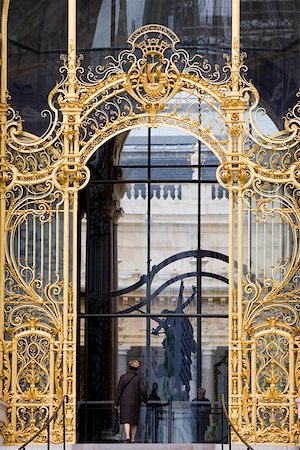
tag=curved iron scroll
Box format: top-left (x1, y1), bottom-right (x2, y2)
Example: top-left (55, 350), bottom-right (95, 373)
top-left (221, 394), bottom-right (254, 450)
top-left (112, 249), bottom-right (229, 298)
top-left (119, 271), bottom-right (228, 315)
top-left (110, 249), bottom-right (229, 314)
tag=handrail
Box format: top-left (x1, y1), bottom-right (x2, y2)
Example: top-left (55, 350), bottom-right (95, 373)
top-left (18, 394), bottom-right (68, 450)
top-left (221, 394), bottom-right (254, 450)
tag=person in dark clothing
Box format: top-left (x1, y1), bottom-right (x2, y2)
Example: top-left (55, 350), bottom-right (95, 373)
top-left (191, 387), bottom-right (211, 442)
top-left (114, 360), bottom-right (148, 443)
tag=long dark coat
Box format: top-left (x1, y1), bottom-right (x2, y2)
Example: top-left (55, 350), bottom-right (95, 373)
top-left (115, 369), bottom-right (148, 424)
top-left (191, 397), bottom-right (211, 441)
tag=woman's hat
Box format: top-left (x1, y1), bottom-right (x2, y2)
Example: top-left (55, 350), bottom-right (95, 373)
top-left (128, 359), bottom-right (140, 369)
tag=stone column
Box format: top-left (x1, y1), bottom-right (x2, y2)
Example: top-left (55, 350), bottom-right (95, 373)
top-left (118, 346), bottom-right (130, 379)
top-left (190, 352), bottom-right (197, 399)
top-left (82, 182), bottom-right (124, 441)
top-left (201, 347), bottom-right (214, 404)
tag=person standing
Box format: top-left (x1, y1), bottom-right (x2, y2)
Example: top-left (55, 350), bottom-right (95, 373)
top-left (114, 360), bottom-right (148, 443)
top-left (191, 387), bottom-right (211, 442)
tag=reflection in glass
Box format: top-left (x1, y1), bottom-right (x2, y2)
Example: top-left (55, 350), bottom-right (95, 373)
top-left (8, 0), bottom-right (67, 133)
top-left (78, 124), bottom-right (229, 442)
top-left (241, 0), bottom-right (300, 126)
top-left (87, 0), bottom-right (231, 51)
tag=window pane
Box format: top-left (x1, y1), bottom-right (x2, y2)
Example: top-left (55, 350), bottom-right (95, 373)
top-left (78, 125), bottom-right (229, 441)
top-left (8, 0), bottom-right (67, 133)
top-left (241, 0), bottom-right (300, 126)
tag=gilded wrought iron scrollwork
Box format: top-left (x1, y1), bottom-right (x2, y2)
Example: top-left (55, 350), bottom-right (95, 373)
top-left (4, 331), bottom-right (63, 444)
top-left (3, 180), bottom-right (65, 443)
top-left (0, 15), bottom-right (300, 446)
top-left (237, 176), bottom-right (300, 443)
top-left (242, 80), bottom-right (300, 184)
top-left (5, 182), bottom-right (64, 305)
top-left (4, 68), bottom-right (67, 185)
top-left (242, 180), bottom-right (300, 306)
top-left (52, 25), bottom-right (235, 166)
top-left (78, 86), bottom-right (228, 165)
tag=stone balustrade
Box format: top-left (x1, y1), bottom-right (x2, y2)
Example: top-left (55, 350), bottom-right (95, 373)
top-left (122, 183), bottom-right (229, 202)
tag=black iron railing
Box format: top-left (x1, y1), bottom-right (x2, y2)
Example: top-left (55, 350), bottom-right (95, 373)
top-left (18, 395), bottom-right (68, 450)
top-left (221, 394), bottom-right (254, 450)
top-left (77, 399), bottom-right (230, 444)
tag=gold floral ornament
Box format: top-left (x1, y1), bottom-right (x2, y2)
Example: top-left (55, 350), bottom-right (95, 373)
top-left (53, 163), bottom-right (90, 191)
top-left (87, 24), bottom-right (230, 126)
top-left (123, 29), bottom-right (182, 118)
top-left (217, 161), bottom-right (254, 190)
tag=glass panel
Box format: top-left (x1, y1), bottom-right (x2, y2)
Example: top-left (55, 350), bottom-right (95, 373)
top-left (151, 275), bottom-right (198, 316)
top-left (77, 315), bottom-right (228, 443)
top-left (201, 316), bottom-right (229, 411)
top-left (117, 183), bottom-right (148, 297)
top-left (7, 1), bottom-right (67, 133)
top-left (78, 0), bottom-right (232, 51)
top-left (77, 316), bottom-right (147, 442)
top-left (200, 183), bottom-right (229, 253)
top-left (121, 130), bottom-right (149, 167)
top-left (150, 126), bottom-right (198, 169)
top-left (78, 124), bottom-right (229, 441)
top-left (200, 145), bottom-right (219, 174)
top-left (150, 183), bottom-right (198, 268)
top-left (77, 0), bottom-right (232, 70)
top-left (195, 320), bottom-right (228, 444)
top-left (241, 0), bottom-right (300, 126)
top-left (120, 168), bottom-right (149, 181)
top-left (150, 170), bottom-right (197, 182)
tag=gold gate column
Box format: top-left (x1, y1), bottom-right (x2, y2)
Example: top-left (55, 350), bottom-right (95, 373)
top-left (225, 0), bottom-right (247, 433)
top-left (0, 0), bottom-right (10, 417)
top-left (55, 101), bottom-right (85, 440)
top-left (60, 0), bottom-right (80, 438)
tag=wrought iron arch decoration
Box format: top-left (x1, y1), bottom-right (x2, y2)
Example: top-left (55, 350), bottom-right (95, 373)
top-left (1, 1), bottom-right (300, 445)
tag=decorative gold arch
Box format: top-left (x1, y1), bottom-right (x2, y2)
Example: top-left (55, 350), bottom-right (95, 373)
top-left (1, 0), bottom-right (300, 445)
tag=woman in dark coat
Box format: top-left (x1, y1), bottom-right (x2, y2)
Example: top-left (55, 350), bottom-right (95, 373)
top-left (114, 360), bottom-right (147, 443)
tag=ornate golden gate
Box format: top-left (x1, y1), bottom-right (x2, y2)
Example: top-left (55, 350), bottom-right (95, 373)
top-left (1, 0), bottom-right (300, 445)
